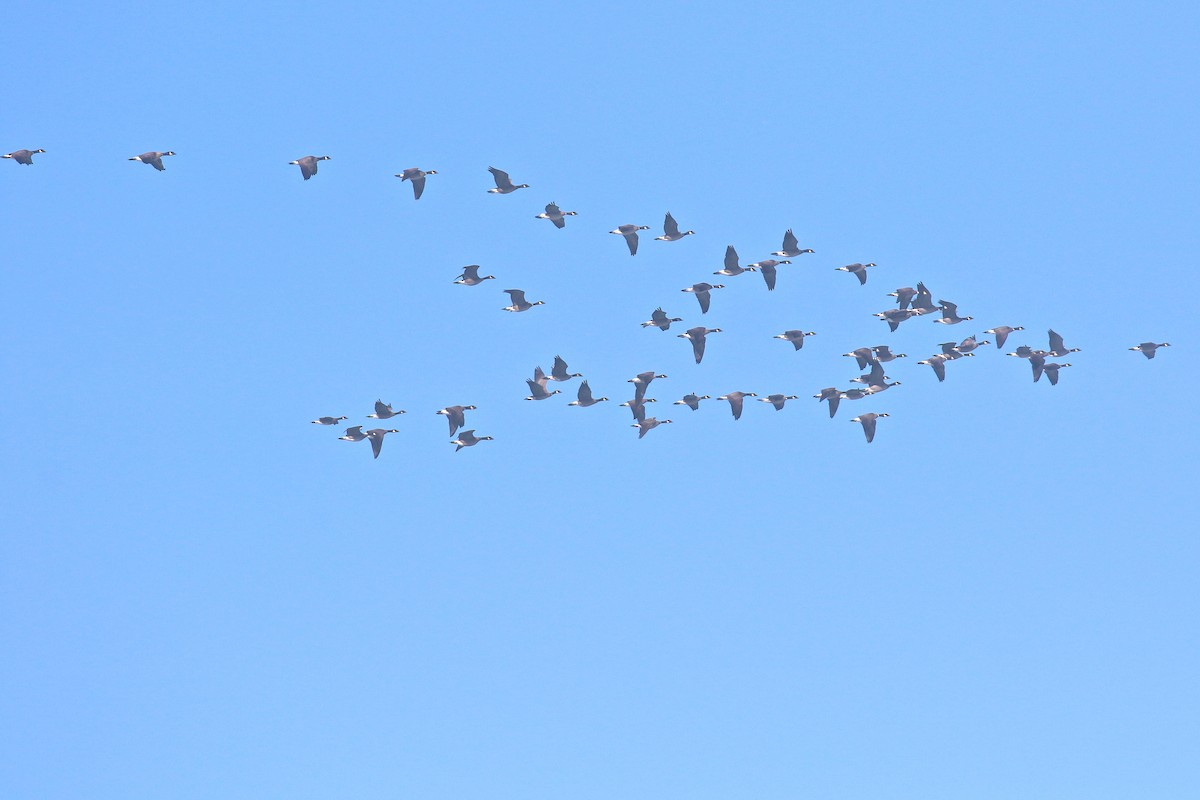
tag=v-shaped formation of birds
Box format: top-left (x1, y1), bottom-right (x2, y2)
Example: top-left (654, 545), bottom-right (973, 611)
top-left (7, 149), bottom-right (1172, 456)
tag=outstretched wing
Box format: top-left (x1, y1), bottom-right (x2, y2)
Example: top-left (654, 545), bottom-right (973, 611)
top-left (861, 416), bottom-right (877, 443)
top-left (781, 229), bottom-right (798, 252)
top-left (411, 175), bottom-right (426, 199)
top-left (489, 166), bottom-right (514, 190)
top-left (760, 264), bottom-right (777, 291)
top-left (664, 212), bottom-right (680, 237)
top-left (461, 264), bottom-right (481, 279)
top-left (505, 289), bottom-right (527, 305)
top-left (149, 154), bottom-right (166, 171)
top-left (577, 381), bottom-right (594, 403)
top-left (697, 290), bottom-right (711, 314)
top-left (1048, 329), bottom-right (1065, 353)
top-left (369, 433), bottom-right (384, 459)
top-left (625, 231), bottom-right (639, 255)
top-left (723, 245), bottom-right (739, 271)
top-left (651, 307), bottom-right (668, 325)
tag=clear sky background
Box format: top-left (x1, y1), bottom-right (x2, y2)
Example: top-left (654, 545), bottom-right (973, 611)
top-left (3, 1), bottom-right (1198, 797)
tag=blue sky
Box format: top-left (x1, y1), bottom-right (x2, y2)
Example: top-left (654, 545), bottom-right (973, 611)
top-left (3, 1), bottom-right (1198, 797)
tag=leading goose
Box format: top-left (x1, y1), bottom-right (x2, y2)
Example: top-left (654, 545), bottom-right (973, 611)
top-left (288, 154), bottom-right (329, 180)
top-left (130, 151), bottom-right (176, 171)
top-left (3, 148), bottom-right (45, 165)
top-left (1130, 342), bottom-right (1170, 359)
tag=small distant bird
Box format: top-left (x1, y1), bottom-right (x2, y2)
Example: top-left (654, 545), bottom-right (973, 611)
top-left (525, 376), bottom-right (562, 401)
top-left (568, 381), bottom-right (608, 407)
top-left (953, 335), bottom-right (988, 354)
top-left (717, 391), bottom-right (757, 420)
top-left (3, 149), bottom-right (45, 165)
top-left (629, 371), bottom-right (667, 401)
top-left (843, 347), bottom-right (878, 370)
top-left (984, 325), bottom-right (1024, 349)
top-left (338, 425), bottom-right (368, 442)
top-left (681, 282), bottom-right (725, 314)
top-left (610, 223), bottom-right (650, 255)
top-left (714, 245), bottom-right (755, 277)
top-left (758, 394), bottom-right (799, 410)
top-left (934, 300), bottom-right (973, 325)
top-left (368, 400), bottom-right (405, 420)
top-left (747, 259), bottom-right (791, 291)
top-left (437, 405), bottom-right (477, 436)
top-left (1130, 342), bottom-right (1170, 359)
top-left (451, 430), bottom-right (493, 451)
top-left (549, 355), bottom-right (582, 382)
top-left (620, 397), bottom-right (657, 422)
top-left (487, 166), bottom-right (528, 194)
top-left (535, 202), bottom-right (577, 229)
top-left (888, 287), bottom-right (917, 310)
top-left (918, 354), bottom-right (951, 382)
top-left (871, 345), bottom-right (906, 362)
top-left (502, 289), bottom-right (544, 312)
top-left (863, 380), bottom-right (901, 395)
top-left (454, 265), bottom-right (495, 286)
top-left (814, 387), bottom-right (841, 419)
top-left (1041, 362), bottom-right (1071, 386)
top-left (678, 326), bottom-right (721, 364)
top-left (850, 413), bottom-right (889, 443)
top-left (1047, 329), bottom-right (1081, 357)
top-left (633, 417), bottom-right (672, 439)
top-left (875, 308), bottom-right (914, 332)
top-left (835, 262), bottom-right (876, 285)
top-left (365, 428), bottom-right (400, 459)
top-left (674, 393), bottom-right (710, 410)
top-left (395, 167), bottom-right (437, 199)
top-left (130, 151), bottom-right (176, 171)
top-left (850, 362), bottom-right (889, 387)
top-left (288, 155), bottom-right (330, 180)
top-left (775, 330), bottom-right (816, 351)
top-left (655, 212), bottom-right (695, 241)
top-left (772, 229), bottom-right (814, 258)
top-left (311, 416), bottom-right (348, 425)
top-left (641, 307), bottom-right (683, 331)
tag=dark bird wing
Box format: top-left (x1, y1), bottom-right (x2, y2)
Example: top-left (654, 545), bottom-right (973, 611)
top-left (728, 394), bottom-right (745, 420)
top-left (149, 154), bottom-right (166, 171)
top-left (489, 166), bottom-right (514, 190)
top-left (913, 282), bottom-right (934, 310)
top-left (1048, 329), bottom-right (1066, 353)
top-left (552, 355), bottom-right (569, 379)
top-left (577, 381), bottom-right (594, 404)
top-left (369, 433), bottom-right (384, 459)
top-left (827, 395), bottom-right (840, 418)
top-left (993, 328), bottom-right (1011, 348)
top-left (1031, 354), bottom-right (1046, 382)
top-left (505, 289), bottom-right (527, 305)
top-left (697, 290), bottom-right (711, 314)
top-left (866, 362), bottom-right (886, 387)
top-left (760, 263), bottom-right (777, 291)
top-left (663, 212), bottom-right (680, 237)
top-left (723, 245), bottom-right (739, 271)
top-left (689, 331), bottom-right (707, 363)
top-left (861, 415), bottom-right (877, 443)
top-left (929, 359), bottom-right (946, 382)
top-left (651, 308), bottom-right (668, 327)
top-left (533, 366), bottom-right (548, 386)
top-left (625, 231), bottom-right (639, 255)
top-left (855, 268), bottom-right (868, 285)
top-left (1046, 367), bottom-right (1061, 385)
top-left (374, 400), bottom-right (390, 416)
top-left (781, 229), bottom-right (798, 252)
top-left (411, 174), bottom-right (426, 199)
top-left (447, 406), bottom-right (465, 435)
top-left (461, 264), bottom-right (481, 280)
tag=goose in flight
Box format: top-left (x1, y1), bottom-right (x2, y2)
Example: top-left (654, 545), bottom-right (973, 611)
top-left (655, 212), bottom-right (695, 241)
top-left (395, 167), bottom-right (437, 199)
top-left (288, 154), bottom-right (329, 180)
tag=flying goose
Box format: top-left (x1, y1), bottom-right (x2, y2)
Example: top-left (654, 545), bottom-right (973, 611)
top-left (641, 307), bottom-right (683, 331)
top-left (747, 259), bottom-right (791, 291)
top-left (953, 335), bottom-right (988, 354)
top-left (918, 355), bottom-right (950, 382)
top-left (814, 387), bottom-right (841, 418)
top-left (775, 330), bottom-right (816, 351)
top-left (655, 212), bottom-right (695, 241)
top-left (535, 202), bottom-right (577, 228)
top-left (984, 325), bottom-right (1024, 349)
top-left (758, 394), bottom-right (799, 410)
top-left (311, 416), bottom-right (349, 425)
top-left (1006, 345), bottom-right (1050, 359)
top-left (934, 300), bottom-right (972, 325)
top-left (568, 381), bottom-right (608, 407)
top-left (1029, 354), bottom-right (1047, 382)
top-left (1042, 362), bottom-right (1071, 385)
top-left (863, 380), bottom-right (901, 395)
top-left (674, 393), bottom-right (710, 410)
top-left (487, 166), bottom-right (528, 193)
top-left (772, 229), bottom-right (814, 258)
top-left (3, 149), bottom-right (45, 165)
top-left (871, 345), bottom-right (906, 362)
top-left (365, 428), bottom-right (400, 459)
top-left (850, 413), bottom-right (889, 444)
top-left (1130, 342), bottom-right (1170, 359)
top-left (610, 224), bottom-right (650, 255)
top-left (633, 417), bottom-right (672, 439)
top-left (838, 388), bottom-right (869, 401)
top-left (130, 151), bottom-right (176, 171)
top-left (629, 371), bottom-right (667, 401)
top-left (395, 167), bottom-right (436, 199)
top-left (288, 155), bottom-right (329, 180)
top-left (367, 400), bottom-right (405, 420)
top-left (620, 397), bottom-right (657, 422)
top-left (451, 430), bottom-right (493, 451)
top-left (835, 262), bottom-right (876, 285)
top-left (525, 377), bottom-right (562, 401)
top-left (1047, 329), bottom-right (1081, 357)
top-left (888, 287), bottom-right (917, 310)
top-left (502, 289), bottom-right (544, 312)
top-left (911, 282), bottom-right (937, 312)
top-left (437, 405), bottom-right (477, 436)
top-left (717, 391), bottom-right (757, 420)
top-left (679, 326), bottom-right (721, 364)
top-left (454, 265), bottom-right (495, 286)
top-left (549, 355), bottom-right (582, 382)
top-left (850, 362), bottom-right (889, 387)
top-left (682, 282), bottom-right (724, 314)
top-left (875, 308), bottom-right (915, 332)
top-left (338, 425), bottom-right (368, 442)
top-left (714, 245), bottom-right (755, 277)
top-left (844, 347), bottom-right (877, 370)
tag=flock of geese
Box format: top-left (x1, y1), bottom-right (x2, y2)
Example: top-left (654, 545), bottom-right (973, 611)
top-left (6, 148), bottom-right (1171, 456)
